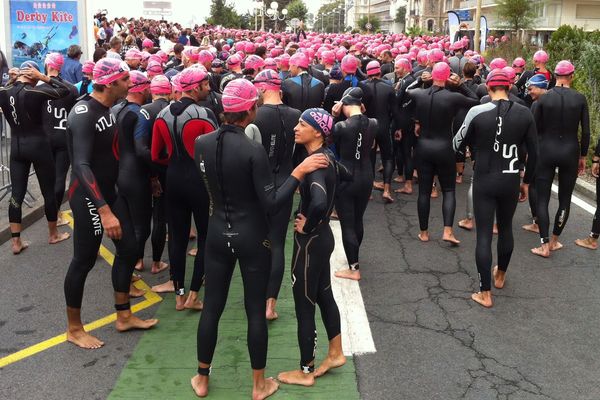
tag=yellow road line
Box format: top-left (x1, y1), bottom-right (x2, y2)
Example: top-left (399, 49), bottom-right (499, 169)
top-left (0, 210), bottom-right (162, 369)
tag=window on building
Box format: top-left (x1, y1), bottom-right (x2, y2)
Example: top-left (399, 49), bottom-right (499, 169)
top-left (427, 19), bottom-right (434, 31)
top-left (446, 0), bottom-right (452, 12)
top-left (576, 4), bottom-right (600, 19)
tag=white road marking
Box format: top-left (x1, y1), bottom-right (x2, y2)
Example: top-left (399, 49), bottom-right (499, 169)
top-left (551, 183), bottom-right (596, 215)
top-left (329, 220), bottom-right (377, 356)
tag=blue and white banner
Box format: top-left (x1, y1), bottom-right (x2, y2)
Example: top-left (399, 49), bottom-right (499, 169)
top-left (9, 1), bottom-right (79, 67)
top-left (480, 15), bottom-right (488, 53)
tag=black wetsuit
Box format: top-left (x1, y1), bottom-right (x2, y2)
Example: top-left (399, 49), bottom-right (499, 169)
top-left (591, 138), bottom-right (600, 238)
top-left (219, 71), bottom-right (244, 92)
top-left (333, 114), bottom-right (377, 270)
top-left (516, 69), bottom-right (556, 98)
top-left (454, 100), bottom-right (538, 292)
top-left (360, 78), bottom-right (397, 185)
top-left (142, 97), bottom-right (170, 264)
top-left (248, 103), bottom-right (301, 301)
top-left (194, 123), bottom-right (301, 371)
top-left (64, 94), bottom-right (138, 309)
top-left (152, 97), bottom-right (217, 295)
top-left (392, 73), bottom-right (416, 181)
top-left (198, 91), bottom-right (224, 124)
top-left (112, 100), bottom-right (154, 263)
top-left (408, 82), bottom-right (479, 231)
top-left (41, 77), bottom-right (78, 208)
top-left (533, 85), bottom-right (590, 243)
top-left (281, 72), bottom-right (325, 112)
top-left (0, 78), bottom-right (71, 225)
top-left (323, 75), bottom-right (360, 114)
top-left (293, 147), bottom-right (342, 371)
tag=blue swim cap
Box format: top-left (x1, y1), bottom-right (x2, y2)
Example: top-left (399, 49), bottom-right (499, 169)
top-left (329, 65), bottom-right (342, 80)
top-left (526, 74), bottom-right (549, 89)
top-left (20, 60), bottom-right (40, 71)
top-left (301, 108), bottom-right (334, 138)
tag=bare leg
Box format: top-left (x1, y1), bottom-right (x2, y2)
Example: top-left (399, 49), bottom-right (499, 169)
top-left (493, 266), bottom-right (506, 289)
top-left (151, 279), bottom-right (174, 293)
top-left (114, 292), bottom-right (158, 331)
top-left (335, 268), bottom-right (361, 281)
top-left (190, 362), bottom-right (210, 398)
top-left (151, 261), bottom-right (169, 274)
top-left (134, 259), bottom-right (144, 271)
top-left (314, 334), bottom-right (346, 377)
top-left (66, 306), bottom-right (104, 349)
top-left (252, 369), bottom-right (279, 400)
top-left (266, 298), bottom-right (278, 321)
top-left (184, 290), bottom-right (204, 310)
top-left (395, 180), bottom-right (413, 194)
top-left (418, 230), bottom-right (429, 242)
top-left (471, 291), bottom-right (493, 308)
top-left (549, 235), bottom-right (563, 251)
top-left (442, 226), bottom-right (460, 245)
top-left (531, 243), bottom-right (550, 258)
top-left (10, 223), bottom-right (29, 254)
top-left (382, 183), bottom-right (394, 203)
top-left (48, 220), bottom-right (70, 244)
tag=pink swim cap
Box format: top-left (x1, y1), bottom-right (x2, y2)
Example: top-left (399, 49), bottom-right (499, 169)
top-left (321, 50), bottom-right (335, 64)
top-left (290, 52), bottom-right (309, 69)
top-left (198, 50), bottom-right (215, 64)
top-left (245, 42), bottom-right (256, 54)
top-left (227, 54), bottom-right (242, 67)
top-left (125, 49), bottom-right (142, 61)
top-left (278, 54), bottom-right (290, 68)
top-left (148, 54), bottom-right (163, 65)
top-left (222, 78), bottom-right (258, 113)
top-left (263, 58), bottom-right (278, 71)
top-left (512, 57), bottom-right (526, 68)
top-left (555, 60), bottom-right (575, 76)
top-left (490, 58), bottom-right (507, 70)
top-left (178, 67), bottom-right (208, 91)
top-left (142, 39), bottom-right (154, 49)
top-left (128, 70), bottom-right (150, 93)
top-left (146, 60), bottom-right (163, 76)
top-left (93, 58), bottom-right (129, 85)
top-left (395, 57), bottom-right (412, 72)
top-left (253, 69), bottom-right (282, 91)
top-left (428, 49), bottom-right (444, 63)
top-left (45, 52), bottom-right (64, 70)
top-left (141, 51), bottom-right (151, 62)
top-left (156, 50), bottom-right (168, 64)
top-left (82, 61), bottom-right (95, 75)
top-left (335, 48), bottom-right (347, 62)
top-left (245, 55), bottom-right (265, 71)
top-left (417, 50), bottom-right (428, 64)
top-left (533, 50), bottom-right (549, 63)
top-left (450, 41), bottom-right (464, 51)
top-left (502, 66), bottom-right (516, 81)
top-left (341, 54), bottom-right (359, 74)
top-left (486, 69), bottom-right (511, 87)
top-left (464, 50), bottom-right (474, 58)
top-left (183, 48), bottom-right (199, 63)
top-left (150, 75), bottom-right (172, 95)
top-left (171, 73), bottom-right (183, 92)
top-left (366, 60), bottom-right (381, 76)
top-left (431, 62), bottom-right (451, 81)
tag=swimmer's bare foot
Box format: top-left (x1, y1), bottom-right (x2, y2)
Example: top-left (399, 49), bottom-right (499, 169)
top-left (456, 174), bottom-right (463, 184)
top-left (134, 259), bottom-right (144, 272)
top-left (129, 284), bottom-right (146, 298)
top-left (184, 291), bottom-right (204, 311)
top-left (394, 185), bottom-right (413, 194)
top-left (191, 374), bottom-right (209, 398)
top-left (493, 266), bottom-right (506, 289)
top-left (189, 229), bottom-right (197, 241)
top-left (176, 294), bottom-right (187, 311)
top-left (188, 248), bottom-right (198, 257)
top-left (471, 291), bottom-right (493, 308)
top-left (531, 244), bottom-right (550, 258)
top-left (151, 261), bottom-right (169, 274)
top-left (522, 223), bottom-right (540, 233)
top-left (266, 298), bottom-right (278, 321)
top-left (549, 240), bottom-right (563, 251)
top-left (151, 279), bottom-right (174, 293)
top-left (253, 377), bottom-right (279, 400)
top-left (382, 191), bottom-right (394, 203)
top-left (314, 354), bottom-right (346, 377)
top-left (394, 176), bottom-right (405, 183)
top-left (442, 228), bottom-right (460, 245)
top-left (49, 231), bottom-right (70, 244)
top-left (575, 237), bottom-right (598, 250)
top-left (67, 327), bottom-right (105, 349)
top-left (131, 273), bottom-right (142, 282)
top-left (330, 210), bottom-right (339, 220)
top-left (277, 370), bottom-right (314, 386)
top-left (335, 269), bottom-right (361, 281)
top-left (115, 313), bottom-right (158, 332)
top-left (11, 239), bottom-right (30, 255)
top-left (430, 186), bottom-right (439, 198)
top-left (493, 224), bottom-right (498, 235)
top-left (56, 216), bottom-right (70, 227)
top-left (458, 218), bottom-right (474, 231)
top-left (418, 231), bottom-right (429, 242)
top-left (373, 181), bottom-right (384, 191)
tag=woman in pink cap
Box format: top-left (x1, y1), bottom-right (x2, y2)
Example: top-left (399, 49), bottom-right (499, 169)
top-left (192, 78), bottom-right (329, 400)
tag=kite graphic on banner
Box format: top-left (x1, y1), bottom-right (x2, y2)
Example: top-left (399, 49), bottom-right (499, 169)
top-left (9, 1), bottom-right (79, 67)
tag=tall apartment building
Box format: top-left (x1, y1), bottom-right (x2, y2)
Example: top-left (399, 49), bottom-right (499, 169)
top-left (406, 0), bottom-right (461, 32)
top-left (346, 0), bottom-right (408, 33)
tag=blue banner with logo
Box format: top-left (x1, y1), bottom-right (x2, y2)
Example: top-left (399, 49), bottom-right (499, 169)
top-left (9, 1), bottom-right (79, 68)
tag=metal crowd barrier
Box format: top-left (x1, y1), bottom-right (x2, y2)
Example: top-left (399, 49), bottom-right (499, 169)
top-left (0, 112), bottom-right (36, 206)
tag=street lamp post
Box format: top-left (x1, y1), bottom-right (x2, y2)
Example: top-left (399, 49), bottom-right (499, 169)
top-left (266, 1), bottom-right (288, 32)
top-left (253, 1), bottom-right (287, 32)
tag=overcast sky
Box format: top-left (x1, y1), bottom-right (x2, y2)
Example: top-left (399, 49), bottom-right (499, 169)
top-left (88, 0), bottom-right (321, 27)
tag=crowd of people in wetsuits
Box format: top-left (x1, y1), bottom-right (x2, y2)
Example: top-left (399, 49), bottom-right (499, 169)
top-left (0, 19), bottom-right (599, 399)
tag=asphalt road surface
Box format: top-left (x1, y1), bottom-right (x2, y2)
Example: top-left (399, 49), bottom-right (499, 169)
top-left (1, 167), bottom-right (599, 400)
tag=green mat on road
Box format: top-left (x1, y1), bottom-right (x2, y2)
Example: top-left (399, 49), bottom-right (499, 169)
top-left (108, 220), bottom-right (359, 400)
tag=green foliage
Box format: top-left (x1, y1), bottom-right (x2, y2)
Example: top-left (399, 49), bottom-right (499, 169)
top-left (286, 0), bottom-right (308, 22)
top-left (207, 0), bottom-right (242, 28)
top-left (485, 42), bottom-right (535, 69)
top-left (395, 6), bottom-right (406, 24)
top-left (406, 26), bottom-right (424, 37)
top-left (495, 0), bottom-right (537, 32)
top-left (357, 15), bottom-right (381, 33)
top-left (315, 0), bottom-right (344, 33)
top-left (546, 25), bottom-right (587, 67)
top-left (577, 43), bottom-right (600, 163)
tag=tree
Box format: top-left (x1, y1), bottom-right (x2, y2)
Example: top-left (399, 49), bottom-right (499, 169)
top-left (395, 6), bottom-right (406, 23)
top-left (357, 15), bottom-right (381, 33)
top-left (314, 0), bottom-right (344, 32)
top-left (495, 0), bottom-right (537, 37)
top-left (286, 0), bottom-right (308, 22)
top-left (207, 0), bottom-right (242, 28)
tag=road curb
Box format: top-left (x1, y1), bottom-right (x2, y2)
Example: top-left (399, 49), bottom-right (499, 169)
top-left (574, 177), bottom-right (596, 201)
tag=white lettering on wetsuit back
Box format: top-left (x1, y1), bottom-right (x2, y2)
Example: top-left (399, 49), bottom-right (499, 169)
top-left (95, 114), bottom-right (115, 132)
top-left (9, 96), bottom-right (18, 125)
top-left (494, 116), bottom-right (519, 174)
top-left (47, 100), bottom-right (67, 130)
top-left (355, 132), bottom-right (363, 160)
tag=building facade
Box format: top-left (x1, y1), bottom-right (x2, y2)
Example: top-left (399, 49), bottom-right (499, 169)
top-left (346, 0), bottom-right (408, 33)
top-left (406, 0), bottom-right (461, 32)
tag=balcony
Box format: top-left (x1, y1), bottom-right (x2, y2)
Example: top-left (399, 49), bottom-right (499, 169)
top-left (460, 0), bottom-right (497, 9)
top-left (535, 15), bottom-right (562, 30)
